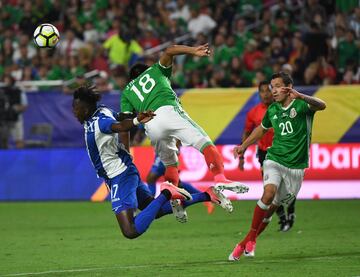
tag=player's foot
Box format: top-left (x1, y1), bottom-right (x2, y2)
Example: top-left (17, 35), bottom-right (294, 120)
top-left (170, 200), bottom-right (188, 223)
top-left (279, 219), bottom-right (290, 232)
top-left (203, 202), bottom-right (215, 214)
top-left (288, 213), bottom-right (296, 229)
top-left (228, 243), bottom-right (244, 261)
top-left (244, 241), bottom-right (256, 257)
top-left (205, 186), bottom-right (233, 213)
top-left (160, 181), bottom-right (192, 201)
top-left (213, 177), bottom-right (249, 194)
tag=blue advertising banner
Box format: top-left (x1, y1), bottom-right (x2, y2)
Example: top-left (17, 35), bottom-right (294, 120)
top-left (0, 149), bottom-right (101, 200)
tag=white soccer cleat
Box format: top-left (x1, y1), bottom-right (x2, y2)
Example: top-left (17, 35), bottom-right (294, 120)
top-left (170, 200), bottom-right (188, 223)
top-left (214, 182), bottom-right (249, 194)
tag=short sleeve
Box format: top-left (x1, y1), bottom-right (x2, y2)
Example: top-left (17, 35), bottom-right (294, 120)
top-left (261, 109), bottom-right (272, 129)
top-left (302, 100), bottom-right (316, 116)
top-left (121, 93), bottom-right (134, 113)
top-left (98, 116), bottom-right (117, 134)
top-left (157, 61), bottom-right (172, 78)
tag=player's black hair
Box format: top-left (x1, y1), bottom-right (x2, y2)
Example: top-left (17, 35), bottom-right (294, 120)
top-left (258, 80), bottom-right (269, 90)
top-left (73, 85), bottom-right (101, 107)
top-left (271, 72), bottom-right (293, 86)
top-left (129, 63), bottom-right (149, 81)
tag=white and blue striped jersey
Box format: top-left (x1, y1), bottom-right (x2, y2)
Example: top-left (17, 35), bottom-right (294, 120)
top-left (84, 106), bottom-right (133, 179)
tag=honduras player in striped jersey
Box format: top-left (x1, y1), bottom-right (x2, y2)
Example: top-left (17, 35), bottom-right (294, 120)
top-left (72, 86), bottom-right (235, 238)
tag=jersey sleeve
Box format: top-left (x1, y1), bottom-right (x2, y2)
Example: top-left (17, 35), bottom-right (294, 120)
top-left (120, 93), bottom-right (134, 113)
top-left (98, 116), bottom-right (117, 134)
top-left (261, 109), bottom-right (272, 129)
top-left (302, 100), bottom-right (316, 116)
top-left (156, 61), bottom-right (172, 78)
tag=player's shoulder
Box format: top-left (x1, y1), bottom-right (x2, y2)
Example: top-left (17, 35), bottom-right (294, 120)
top-left (98, 105), bottom-right (117, 119)
top-left (267, 102), bottom-right (280, 112)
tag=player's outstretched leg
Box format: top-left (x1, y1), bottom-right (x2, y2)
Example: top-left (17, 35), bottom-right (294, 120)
top-left (202, 144), bottom-right (249, 192)
top-left (180, 180), bottom-right (215, 214)
top-left (116, 182), bottom-right (191, 239)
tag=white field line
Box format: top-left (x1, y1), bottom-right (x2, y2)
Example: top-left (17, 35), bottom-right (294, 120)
top-left (2, 255), bottom-right (360, 276)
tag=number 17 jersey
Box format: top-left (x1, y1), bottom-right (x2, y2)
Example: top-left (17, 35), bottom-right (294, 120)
top-left (261, 99), bottom-right (315, 169)
top-left (121, 62), bottom-right (180, 113)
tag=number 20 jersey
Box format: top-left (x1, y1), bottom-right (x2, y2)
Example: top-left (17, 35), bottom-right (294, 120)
top-left (261, 99), bottom-right (315, 169)
top-left (121, 62), bottom-right (180, 113)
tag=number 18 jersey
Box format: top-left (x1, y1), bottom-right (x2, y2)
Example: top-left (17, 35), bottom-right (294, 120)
top-left (121, 62), bottom-right (180, 113)
top-left (261, 99), bottom-right (315, 169)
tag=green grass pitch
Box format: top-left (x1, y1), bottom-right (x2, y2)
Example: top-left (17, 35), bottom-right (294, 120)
top-left (1, 200), bottom-right (360, 276)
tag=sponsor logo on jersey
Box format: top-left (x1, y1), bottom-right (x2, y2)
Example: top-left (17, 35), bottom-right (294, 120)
top-left (273, 114), bottom-right (278, 120)
top-left (290, 108), bottom-right (297, 118)
top-left (264, 174), bottom-right (269, 181)
top-left (282, 112), bottom-right (288, 118)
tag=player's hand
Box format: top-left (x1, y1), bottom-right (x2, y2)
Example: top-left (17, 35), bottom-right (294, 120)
top-left (193, 43), bottom-right (211, 57)
top-left (233, 145), bottom-right (245, 159)
top-left (280, 87), bottom-right (303, 100)
top-left (238, 157), bottom-right (245, 171)
top-left (137, 110), bottom-right (156, 123)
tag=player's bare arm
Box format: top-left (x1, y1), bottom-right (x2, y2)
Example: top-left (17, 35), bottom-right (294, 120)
top-left (233, 125), bottom-right (268, 159)
top-left (281, 87), bottom-right (327, 111)
top-left (111, 111), bottom-right (156, 132)
top-left (238, 130), bottom-right (251, 170)
top-left (159, 44), bottom-right (211, 67)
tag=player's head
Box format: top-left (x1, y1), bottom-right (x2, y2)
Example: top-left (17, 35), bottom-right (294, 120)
top-left (129, 63), bottom-right (149, 81)
top-left (258, 81), bottom-right (272, 106)
top-left (270, 72), bottom-right (293, 103)
top-left (72, 85), bottom-right (101, 124)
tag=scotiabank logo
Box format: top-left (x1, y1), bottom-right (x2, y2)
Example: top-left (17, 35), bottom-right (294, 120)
top-left (178, 143), bottom-right (360, 181)
top-left (310, 144), bottom-right (360, 169)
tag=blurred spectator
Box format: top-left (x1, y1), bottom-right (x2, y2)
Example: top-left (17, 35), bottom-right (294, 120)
top-left (169, 0), bottom-right (191, 22)
top-left (188, 4), bottom-right (217, 38)
top-left (302, 0), bottom-right (327, 31)
top-left (0, 74), bottom-right (25, 149)
top-left (243, 39), bottom-right (264, 71)
top-left (103, 26), bottom-right (143, 67)
top-left (303, 22), bottom-right (329, 65)
top-left (349, 7), bottom-right (360, 38)
top-left (337, 30), bottom-right (358, 73)
top-left (58, 30), bottom-right (85, 57)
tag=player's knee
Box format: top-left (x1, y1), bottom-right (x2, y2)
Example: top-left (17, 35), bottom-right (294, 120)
top-left (121, 229), bottom-right (138, 239)
top-left (261, 191), bottom-right (275, 205)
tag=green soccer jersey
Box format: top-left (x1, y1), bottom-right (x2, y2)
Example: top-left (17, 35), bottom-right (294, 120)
top-left (121, 62), bottom-right (181, 113)
top-left (261, 99), bottom-right (315, 169)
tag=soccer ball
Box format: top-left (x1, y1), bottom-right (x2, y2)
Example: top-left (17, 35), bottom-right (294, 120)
top-left (33, 23), bottom-right (60, 48)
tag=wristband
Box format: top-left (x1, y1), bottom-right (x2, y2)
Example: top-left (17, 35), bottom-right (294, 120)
top-left (133, 117), bottom-right (140, 126)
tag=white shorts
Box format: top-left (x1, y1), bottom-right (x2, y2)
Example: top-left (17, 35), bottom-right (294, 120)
top-left (263, 160), bottom-right (305, 207)
top-left (144, 105), bottom-right (212, 166)
top-left (10, 117), bottom-right (24, 141)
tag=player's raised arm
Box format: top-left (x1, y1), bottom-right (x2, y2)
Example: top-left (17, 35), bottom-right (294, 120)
top-left (159, 44), bottom-right (211, 67)
top-left (233, 125), bottom-right (268, 159)
top-left (282, 87), bottom-right (326, 111)
top-left (111, 111), bottom-right (156, 132)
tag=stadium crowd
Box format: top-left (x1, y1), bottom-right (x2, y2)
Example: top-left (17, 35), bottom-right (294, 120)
top-left (0, 0), bottom-right (359, 92)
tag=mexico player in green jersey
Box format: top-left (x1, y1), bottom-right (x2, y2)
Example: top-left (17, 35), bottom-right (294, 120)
top-left (229, 72), bottom-right (326, 261)
top-left (120, 44), bottom-right (249, 215)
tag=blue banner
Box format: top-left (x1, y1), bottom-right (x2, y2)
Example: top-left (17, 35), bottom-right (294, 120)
top-left (0, 149), bottom-right (101, 200)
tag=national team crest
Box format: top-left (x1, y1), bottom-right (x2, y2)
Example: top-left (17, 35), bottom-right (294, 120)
top-left (290, 108), bottom-right (297, 118)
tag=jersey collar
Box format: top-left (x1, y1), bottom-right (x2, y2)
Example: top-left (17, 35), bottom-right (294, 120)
top-left (280, 99), bottom-right (295, 111)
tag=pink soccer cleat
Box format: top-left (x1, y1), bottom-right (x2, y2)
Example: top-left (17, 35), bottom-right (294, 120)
top-left (205, 186), bottom-right (233, 213)
top-left (244, 241), bottom-right (256, 257)
top-left (228, 243), bottom-right (245, 261)
top-left (160, 181), bottom-right (192, 201)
